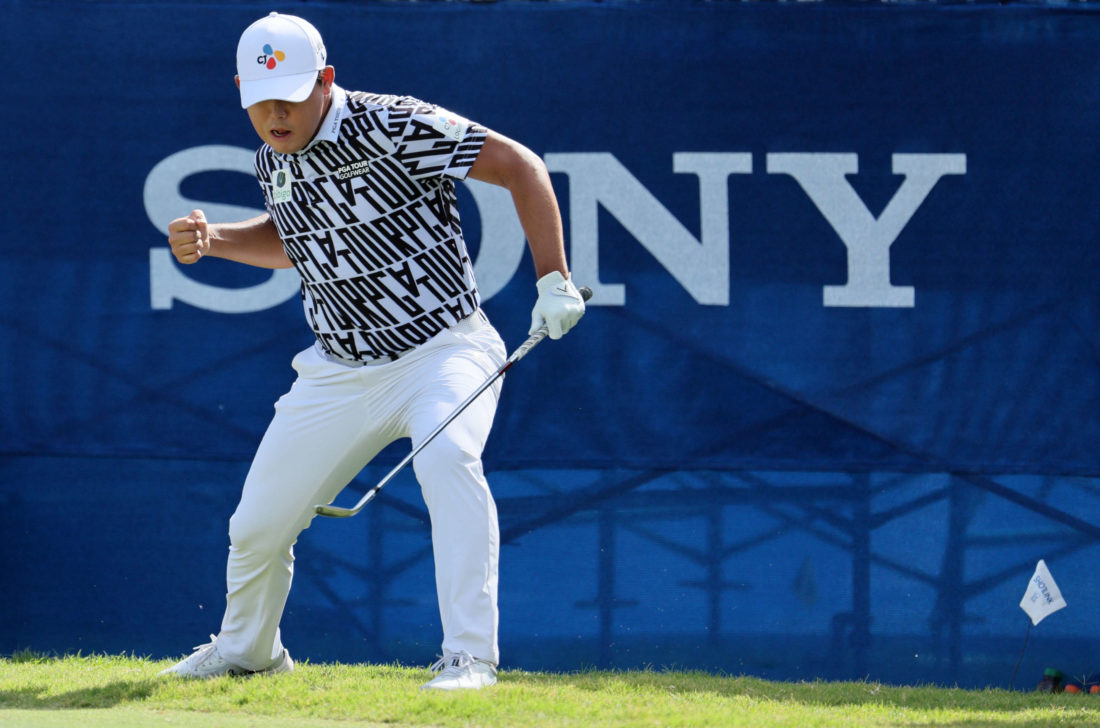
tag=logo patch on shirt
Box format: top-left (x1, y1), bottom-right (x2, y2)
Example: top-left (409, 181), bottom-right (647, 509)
top-left (335, 160), bottom-right (371, 180)
top-left (432, 110), bottom-right (469, 142)
top-left (271, 167), bottom-right (294, 204)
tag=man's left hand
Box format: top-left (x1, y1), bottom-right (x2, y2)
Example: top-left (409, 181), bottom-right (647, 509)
top-left (529, 271), bottom-right (586, 340)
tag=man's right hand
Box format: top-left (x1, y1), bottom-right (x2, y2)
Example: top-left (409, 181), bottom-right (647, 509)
top-left (168, 209), bottom-right (210, 264)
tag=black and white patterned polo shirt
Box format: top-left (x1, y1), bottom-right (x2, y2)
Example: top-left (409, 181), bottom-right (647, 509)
top-left (255, 85), bottom-right (487, 362)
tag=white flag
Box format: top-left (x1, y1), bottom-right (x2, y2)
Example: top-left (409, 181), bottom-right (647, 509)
top-left (1019, 559), bottom-right (1067, 626)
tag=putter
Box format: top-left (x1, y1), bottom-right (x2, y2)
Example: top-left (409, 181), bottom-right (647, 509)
top-left (314, 286), bottom-right (593, 518)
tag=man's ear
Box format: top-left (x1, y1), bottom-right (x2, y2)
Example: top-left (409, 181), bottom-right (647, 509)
top-left (234, 75), bottom-right (241, 90)
top-left (322, 66), bottom-right (335, 88)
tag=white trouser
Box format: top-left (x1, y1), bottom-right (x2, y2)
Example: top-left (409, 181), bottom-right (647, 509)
top-left (215, 312), bottom-right (506, 670)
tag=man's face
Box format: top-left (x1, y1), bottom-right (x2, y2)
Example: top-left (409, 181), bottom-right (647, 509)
top-left (237, 69), bottom-right (332, 155)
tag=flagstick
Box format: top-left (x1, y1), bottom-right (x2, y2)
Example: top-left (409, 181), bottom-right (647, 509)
top-left (1009, 619), bottom-right (1033, 691)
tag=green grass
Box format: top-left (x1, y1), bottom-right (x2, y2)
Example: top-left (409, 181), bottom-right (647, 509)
top-left (3, 652), bottom-right (1100, 727)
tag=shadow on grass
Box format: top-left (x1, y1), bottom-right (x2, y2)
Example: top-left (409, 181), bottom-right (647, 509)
top-left (0, 679), bottom-right (157, 710)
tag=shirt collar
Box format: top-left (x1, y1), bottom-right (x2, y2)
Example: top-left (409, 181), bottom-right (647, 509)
top-left (286, 84), bottom-right (347, 157)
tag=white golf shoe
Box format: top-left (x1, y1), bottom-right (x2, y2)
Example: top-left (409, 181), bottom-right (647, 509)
top-left (158, 635), bottom-right (293, 679)
top-left (420, 650), bottom-right (498, 691)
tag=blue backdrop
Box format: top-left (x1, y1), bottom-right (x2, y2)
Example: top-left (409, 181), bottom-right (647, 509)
top-left (2, 0), bottom-right (1099, 689)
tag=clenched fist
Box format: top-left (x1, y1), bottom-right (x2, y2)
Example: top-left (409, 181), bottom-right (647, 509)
top-left (168, 209), bottom-right (210, 264)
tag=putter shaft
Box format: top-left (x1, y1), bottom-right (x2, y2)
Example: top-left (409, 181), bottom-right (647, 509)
top-left (314, 287), bottom-right (591, 518)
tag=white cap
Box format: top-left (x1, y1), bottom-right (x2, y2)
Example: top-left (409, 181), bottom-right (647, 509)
top-left (236, 13), bottom-right (327, 109)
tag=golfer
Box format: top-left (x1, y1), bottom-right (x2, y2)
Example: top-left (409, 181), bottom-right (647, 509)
top-left (159, 11), bottom-right (585, 691)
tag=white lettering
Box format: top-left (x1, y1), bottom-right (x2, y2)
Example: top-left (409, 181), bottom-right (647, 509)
top-left (545, 152), bottom-right (751, 305)
top-left (144, 145), bottom-right (299, 312)
top-left (766, 153), bottom-right (966, 308)
top-left (146, 146), bottom-right (967, 313)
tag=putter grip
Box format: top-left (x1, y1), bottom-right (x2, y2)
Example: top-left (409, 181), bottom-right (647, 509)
top-left (579, 286), bottom-right (593, 302)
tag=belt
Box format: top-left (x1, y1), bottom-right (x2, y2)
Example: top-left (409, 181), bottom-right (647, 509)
top-left (318, 310), bottom-right (488, 368)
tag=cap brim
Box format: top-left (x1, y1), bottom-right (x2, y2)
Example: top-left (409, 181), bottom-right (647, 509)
top-left (239, 70), bottom-right (317, 109)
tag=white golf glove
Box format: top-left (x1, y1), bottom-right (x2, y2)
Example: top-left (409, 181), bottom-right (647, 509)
top-left (530, 271), bottom-right (585, 340)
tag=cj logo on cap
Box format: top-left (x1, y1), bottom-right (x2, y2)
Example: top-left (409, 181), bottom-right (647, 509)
top-left (256, 44), bottom-right (286, 70)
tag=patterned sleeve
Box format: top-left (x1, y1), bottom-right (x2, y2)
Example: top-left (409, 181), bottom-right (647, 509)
top-left (387, 97), bottom-right (488, 181)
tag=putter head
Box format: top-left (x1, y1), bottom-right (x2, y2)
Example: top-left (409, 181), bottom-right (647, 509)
top-left (314, 503), bottom-right (357, 518)
top-left (315, 488), bottom-right (378, 518)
